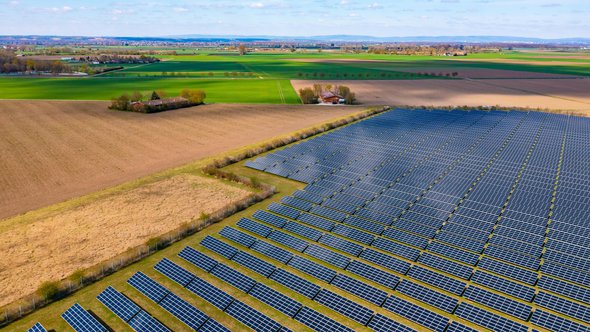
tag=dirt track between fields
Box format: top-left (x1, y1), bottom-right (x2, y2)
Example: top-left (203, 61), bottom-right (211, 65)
top-left (0, 174), bottom-right (250, 307)
top-left (0, 101), bottom-right (364, 219)
top-left (292, 79), bottom-right (590, 115)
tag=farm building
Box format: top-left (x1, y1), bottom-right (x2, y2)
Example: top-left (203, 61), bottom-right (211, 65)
top-left (319, 91), bottom-right (344, 104)
top-left (130, 97), bottom-right (191, 113)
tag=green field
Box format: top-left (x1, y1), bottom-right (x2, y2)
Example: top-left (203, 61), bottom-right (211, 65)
top-left (1, 50), bottom-right (589, 103)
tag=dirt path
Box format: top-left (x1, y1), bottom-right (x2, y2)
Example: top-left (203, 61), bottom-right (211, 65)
top-left (0, 174), bottom-right (250, 306)
top-left (0, 101), bottom-right (364, 219)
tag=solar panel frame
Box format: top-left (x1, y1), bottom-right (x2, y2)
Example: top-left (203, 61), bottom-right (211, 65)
top-left (61, 303), bottom-right (108, 332)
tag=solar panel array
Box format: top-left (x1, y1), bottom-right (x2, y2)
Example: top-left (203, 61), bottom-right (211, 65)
top-left (28, 109), bottom-right (590, 332)
top-left (61, 303), bottom-right (107, 332)
top-left (245, 109), bottom-right (590, 332)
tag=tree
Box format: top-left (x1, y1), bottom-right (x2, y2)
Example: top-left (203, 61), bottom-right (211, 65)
top-left (299, 88), bottom-right (318, 104)
top-left (150, 91), bottom-right (161, 100)
top-left (156, 89), bottom-right (167, 98)
top-left (238, 44), bottom-right (247, 56)
top-left (37, 281), bottom-right (60, 300)
top-left (312, 83), bottom-right (323, 95)
top-left (180, 89), bottom-right (207, 104)
top-left (109, 93), bottom-right (131, 111)
top-left (131, 91), bottom-right (143, 102)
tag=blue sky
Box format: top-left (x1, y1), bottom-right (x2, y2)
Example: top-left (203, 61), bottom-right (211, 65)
top-left (1, 0), bottom-right (588, 38)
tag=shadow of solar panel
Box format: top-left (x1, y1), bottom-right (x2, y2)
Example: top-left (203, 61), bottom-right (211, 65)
top-left (418, 253), bottom-right (473, 280)
top-left (267, 230), bottom-right (309, 252)
top-left (407, 265), bottom-right (466, 295)
top-left (319, 233), bottom-right (364, 256)
top-left (27, 323), bottom-right (47, 332)
top-left (178, 246), bottom-right (218, 272)
top-left (531, 309), bottom-right (590, 332)
top-left (268, 202), bottom-right (301, 220)
top-left (253, 210), bottom-right (288, 228)
top-left (210, 263), bottom-right (257, 293)
top-left (248, 283), bottom-right (302, 318)
top-left (297, 213), bottom-right (335, 231)
top-left (225, 300), bottom-right (283, 332)
top-left (61, 303), bottom-right (107, 332)
top-left (283, 222), bottom-right (323, 241)
top-left (287, 255), bottom-right (337, 283)
top-left (304, 244), bottom-right (350, 269)
top-left (367, 313), bottom-right (417, 332)
top-left (382, 296), bottom-right (449, 332)
top-left (396, 280), bottom-right (458, 313)
top-left (314, 289), bottom-right (374, 325)
top-left (534, 291), bottom-right (590, 324)
top-left (360, 248), bottom-right (411, 274)
top-left (371, 237), bottom-right (421, 261)
top-left (200, 236), bottom-right (238, 260)
top-left (237, 218), bottom-right (273, 237)
top-left (332, 224), bottom-right (375, 245)
top-left (232, 251), bottom-right (276, 277)
top-left (220, 227), bottom-right (257, 248)
top-left (463, 286), bottom-right (531, 320)
top-left (294, 306), bottom-right (355, 332)
top-left (269, 268), bottom-right (321, 299)
top-left (330, 273), bottom-right (388, 305)
top-left (455, 303), bottom-right (528, 332)
top-left (251, 240), bottom-right (294, 264)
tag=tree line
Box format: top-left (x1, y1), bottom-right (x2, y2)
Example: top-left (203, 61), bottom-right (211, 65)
top-left (109, 89), bottom-right (206, 113)
top-left (0, 50), bottom-right (71, 74)
top-left (299, 84), bottom-right (356, 105)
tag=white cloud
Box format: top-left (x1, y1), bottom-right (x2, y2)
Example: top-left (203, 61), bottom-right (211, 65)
top-left (9, 0), bottom-right (20, 6)
top-left (173, 7), bottom-right (189, 12)
top-left (250, 2), bottom-right (265, 8)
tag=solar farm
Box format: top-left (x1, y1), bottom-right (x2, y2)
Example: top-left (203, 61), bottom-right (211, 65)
top-left (24, 108), bottom-right (590, 332)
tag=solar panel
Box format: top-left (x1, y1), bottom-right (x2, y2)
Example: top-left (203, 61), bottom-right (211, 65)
top-left (200, 236), bottom-right (238, 259)
top-left (154, 258), bottom-right (195, 287)
top-left (178, 246), bottom-right (218, 272)
top-left (220, 226), bottom-right (257, 248)
top-left (225, 300), bottom-right (283, 332)
top-left (318, 233), bottom-right (364, 257)
top-left (159, 293), bottom-right (210, 330)
top-left (463, 285), bottom-right (531, 320)
top-left (345, 260), bottom-right (400, 290)
top-left (367, 314), bottom-right (417, 332)
top-left (248, 283), bottom-right (302, 318)
top-left (445, 321), bottom-right (478, 332)
top-left (210, 263), bottom-right (257, 293)
top-left (304, 244), bottom-right (351, 269)
top-left (237, 217), bottom-right (273, 237)
top-left (128, 310), bottom-right (170, 332)
top-left (407, 265), bottom-right (466, 296)
top-left (330, 273), bottom-right (388, 306)
top-left (27, 323), bottom-right (47, 332)
top-left (297, 213), bottom-right (336, 231)
top-left (128, 271), bottom-right (170, 303)
top-left (283, 222), bottom-right (323, 241)
top-left (314, 289), bottom-right (374, 325)
top-left (470, 270), bottom-right (535, 301)
top-left (382, 296), bottom-right (449, 332)
top-left (360, 248), bottom-right (411, 274)
top-left (531, 309), bottom-right (590, 332)
top-left (232, 251), bottom-right (276, 277)
top-left (418, 253), bottom-right (473, 280)
top-left (61, 303), bottom-right (107, 332)
top-left (371, 237), bottom-right (421, 261)
top-left (251, 240), bottom-right (294, 264)
top-left (282, 196), bottom-right (314, 211)
top-left (268, 202), bottom-right (301, 220)
top-left (198, 319), bottom-right (231, 332)
top-left (477, 256), bottom-right (538, 285)
top-left (537, 275), bottom-right (590, 303)
top-left (396, 280), bottom-right (458, 313)
top-left (332, 224), bottom-right (375, 245)
top-left (294, 306), bottom-right (355, 332)
top-left (287, 255), bottom-right (337, 283)
top-left (534, 291), bottom-right (590, 324)
top-left (427, 242), bottom-right (480, 266)
top-left (253, 210), bottom-right (288, 228)
top-left (269, 268), bottom-right (321, 299)
top-left (343, 216), bottom-right (385, 235)
top-left (455, 302), bottom-right (528, 332)
top-left (267, 230), bottom-right (309, 252)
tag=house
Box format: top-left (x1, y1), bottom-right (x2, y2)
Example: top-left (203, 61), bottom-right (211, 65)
top-left (320, 91), bottom-right (344, 104)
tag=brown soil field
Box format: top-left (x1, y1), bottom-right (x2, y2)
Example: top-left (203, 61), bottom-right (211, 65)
top-left (391, 67), bottom-right (577, 79)
top-left (0, 101), bottom-right (364, 219)
top-left (292, 79), bottom-right (590, 114)
top-left (0, 174), bottom-right (250, 306)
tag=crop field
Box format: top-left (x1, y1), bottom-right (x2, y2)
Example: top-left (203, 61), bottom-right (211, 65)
top-left (0, 100), bottom-right (364, 219)
top-left (1, 50), bottom-right (589, 104)
top-left (292, 79), bottom-right (590, 114)
top-left (7, 108), bottom-right (590, 332)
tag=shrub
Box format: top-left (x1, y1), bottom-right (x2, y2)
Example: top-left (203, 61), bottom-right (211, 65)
top-left (37, 281), bottom-right (60, 300)
top-left (299, 87), bottom-right (318, 104)
top-left (180, 89), bottom-right (206, 104)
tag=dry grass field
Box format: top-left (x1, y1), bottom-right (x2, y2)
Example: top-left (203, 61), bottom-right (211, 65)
top-left (0, 101), bottom-right (364, 220)
top-left (292, 79), bottom-right (590, 114)
top-left (0, 174), bottom-right (251, 307)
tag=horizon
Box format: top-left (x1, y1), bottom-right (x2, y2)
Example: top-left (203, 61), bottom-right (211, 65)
top-left (1, 0), bottom-right (589, 39)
